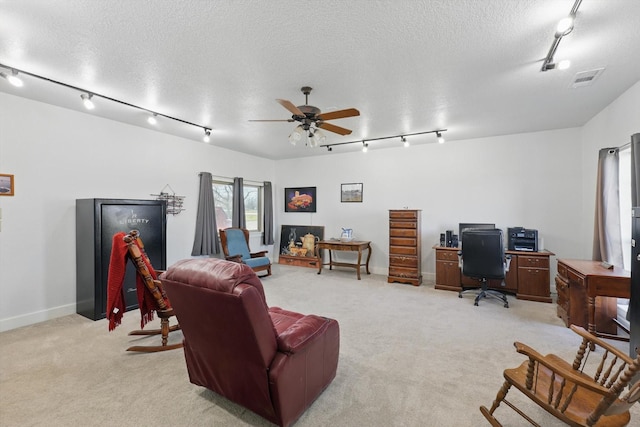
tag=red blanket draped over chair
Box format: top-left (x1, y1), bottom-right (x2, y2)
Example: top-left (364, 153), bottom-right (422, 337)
top-left (106, 231), bottom-right (161, 331)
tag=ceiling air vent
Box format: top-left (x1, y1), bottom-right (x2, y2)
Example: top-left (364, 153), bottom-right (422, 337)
top-left (570, 67), bottom-right (605, 88)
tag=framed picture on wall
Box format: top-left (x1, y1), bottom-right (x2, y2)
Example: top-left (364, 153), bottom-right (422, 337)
top-left (284, 186), bottom-right (316, 212)
top-left (0, 174), bottom-right (14, 196)
top-left (341, 183), bottom-right (363, 202)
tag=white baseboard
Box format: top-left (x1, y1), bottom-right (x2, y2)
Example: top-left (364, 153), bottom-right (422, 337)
top-left (0, 303), bottom-right (77, 332)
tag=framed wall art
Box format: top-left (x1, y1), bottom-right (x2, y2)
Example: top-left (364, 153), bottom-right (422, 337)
top-left (341, 183), bottom-right (363, 202)
top-left (284, 186), bottom-right (316, 212)
top-left (0, 174), bottom-right (14, 196)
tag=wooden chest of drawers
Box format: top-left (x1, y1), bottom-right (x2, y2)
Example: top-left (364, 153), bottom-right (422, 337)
top-left (388, 209), bottom-right (422, 286)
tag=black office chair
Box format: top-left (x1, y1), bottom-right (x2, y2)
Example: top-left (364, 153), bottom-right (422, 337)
top-left (458, 228), bottom-right (511, 308)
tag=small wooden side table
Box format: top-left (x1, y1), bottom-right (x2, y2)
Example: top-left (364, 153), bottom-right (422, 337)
top-left (316, 240), bottom-right (372, 280)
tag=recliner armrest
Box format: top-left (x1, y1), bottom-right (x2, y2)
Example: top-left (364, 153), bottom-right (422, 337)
top-left (250, 250), bottom-right (268, 258)
top-left (276, 315), bottom-right (330, 354)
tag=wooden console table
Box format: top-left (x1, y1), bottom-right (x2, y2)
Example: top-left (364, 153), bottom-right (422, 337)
top-left (556, 259), bottom-right (630, 346)
top-left (433, 245), bottom-right (555, 302)
top-left (316, 240), bottom-right (372, 280)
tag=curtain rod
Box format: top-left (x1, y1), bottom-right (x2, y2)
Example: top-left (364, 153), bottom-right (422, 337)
top-left (208, 174), bottom-right (266, 186)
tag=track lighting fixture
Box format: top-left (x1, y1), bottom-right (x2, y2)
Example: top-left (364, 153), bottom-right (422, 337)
top-left (327, 146), bottom-right (333, 152)
top-left (203, 128), bottom-right (211, 143)
top-left (362, 142), bottom-right (368, 153)
top-left (401, 136), bottom-right (409, 148)
top-left (0, 62), bottom-right (213, 144)
top-left (81, 93), bottom-right (95, 110)
top-left (0, 68), bottom-right (23, 87)
top-left (541, 0), bottom-right (582, 72)
top-left (436, 132), bottom-right (445, 144)
top-left (321, 129), bottom-right (447, 152)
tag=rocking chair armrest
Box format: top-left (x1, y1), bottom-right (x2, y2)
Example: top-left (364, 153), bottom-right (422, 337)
top-left (225, 254), bottom-right (244, 263)
top-left (250, 251), bottom-right (268, 258)
top-left (514, 342), bottom-right (610, 395)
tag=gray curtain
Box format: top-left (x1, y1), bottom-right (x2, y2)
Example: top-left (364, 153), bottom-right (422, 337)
top-left (263, 181), bottom-right (274, 245)
top-left (592, 148), bottom-right (624, 267)
top-left (631, 133), bottom-right (640, 207)
top-left (232, 177), bottom-right (246, 228)
top-left (191, 172), bottom-right (220, 256)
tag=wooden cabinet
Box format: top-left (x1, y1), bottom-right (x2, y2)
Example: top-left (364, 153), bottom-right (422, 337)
top-left (517, 254), bottom-right (551, 302)
top-left (388, 210), bottom-right (422, 286)
top-left (433, 246), bottom-right (553, 302)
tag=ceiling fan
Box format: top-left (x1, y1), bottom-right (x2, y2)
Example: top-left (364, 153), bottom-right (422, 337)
top-left (250, 86), bottom-right (360, 147)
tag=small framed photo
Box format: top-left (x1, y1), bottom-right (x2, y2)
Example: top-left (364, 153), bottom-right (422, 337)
top-left (0, 174), bottom-right (14, 196)
top-left (341, 183), bottom-right (363, 203)
top-left (285, 186), bottom-right (317, 212)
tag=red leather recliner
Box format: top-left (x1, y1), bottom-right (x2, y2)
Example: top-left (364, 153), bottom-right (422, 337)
top-left (161, 258), bottom-right (340, 427)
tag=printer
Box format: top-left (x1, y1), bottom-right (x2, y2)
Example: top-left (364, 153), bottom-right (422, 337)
top-left (507, 227), bottom-right (538, 252)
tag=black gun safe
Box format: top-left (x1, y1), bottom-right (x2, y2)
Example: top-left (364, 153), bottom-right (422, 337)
top-left (76, 199), bottom-right (167, 320)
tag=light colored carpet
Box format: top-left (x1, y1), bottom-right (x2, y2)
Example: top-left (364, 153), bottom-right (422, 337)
top-left (1, 264), bottom-right (638, 426)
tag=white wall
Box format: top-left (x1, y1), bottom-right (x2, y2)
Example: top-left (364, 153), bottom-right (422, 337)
top-left (1, 80), bottom-right (638, 331)
top-left (0, 92), bottom-right (275, 331)
top-left (274, 128), bottom-right (583, 277)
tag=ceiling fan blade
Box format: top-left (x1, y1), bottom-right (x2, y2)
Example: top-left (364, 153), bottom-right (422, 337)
top-left (248, 119), bottom-right (295, 122)
top-left (276, 99), bottom-right (305, 117)
top-left (317, 122), bottom-right (353, 136)
top-left (317, 108), bottom-right (360, 121)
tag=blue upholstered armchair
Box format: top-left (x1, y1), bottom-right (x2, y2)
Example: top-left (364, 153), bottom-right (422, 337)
top-left (219, 227), bottom-right (272, 277)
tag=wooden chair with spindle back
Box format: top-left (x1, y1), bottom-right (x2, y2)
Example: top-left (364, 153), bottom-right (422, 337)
top-left (481, 324), bottom-right (640, 426)
top-left (123, 230), bottom-right (182, 352)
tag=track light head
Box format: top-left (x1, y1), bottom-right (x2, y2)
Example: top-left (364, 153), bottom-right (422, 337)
top-left (147, 113), bottom-right (158, 125)
top-left (1, 69), bottom-right (23, 87)
top-left (362, 142), bottom-right (368, 153)
top-left (81, 93), bottom-right (95, 110)
top-left (401, 136), bottom-right (409, 148)
top-left (556, 16), bottom-right (574, 36)
top-left (436, 132), bottom-right (445, 144)
top-left (327, 146), bottom-right (333, 152)
top-left (203, 128), bottom-right (211, 142)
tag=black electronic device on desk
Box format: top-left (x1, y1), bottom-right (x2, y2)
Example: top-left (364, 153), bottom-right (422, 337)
top-left (507, 227), bottom-right (538, 252)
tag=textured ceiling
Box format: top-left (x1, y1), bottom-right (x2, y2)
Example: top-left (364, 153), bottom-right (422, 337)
top-left (1, 0), bottom-right (639, 159)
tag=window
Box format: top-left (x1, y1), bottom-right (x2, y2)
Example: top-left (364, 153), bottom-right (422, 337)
top-left (212, 179), bottom-right (263, 232)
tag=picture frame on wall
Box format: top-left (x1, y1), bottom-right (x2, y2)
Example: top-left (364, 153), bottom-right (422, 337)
top-left (341, 183), bottom-right (363, 202)
top-left (0, 174), bottom-right (15, 196)
top-left (284, 186), bottom-right (316, 212)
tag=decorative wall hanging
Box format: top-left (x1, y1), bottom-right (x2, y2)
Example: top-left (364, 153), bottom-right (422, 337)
top-left (284, 187), bottom-right (316, 212)
top-left (151, 184), bottom-right (185, 215)
top-left (341, 183), bottom-right (363, 202)
top-left (0, 174), bottom-right (14, 196)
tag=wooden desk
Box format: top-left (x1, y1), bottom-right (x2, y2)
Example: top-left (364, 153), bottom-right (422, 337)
top-left (316, 240), bottom-right (372, 280)
top-left (433, 245), bottom-right (555, 302)
top-left (556, 259), bottom-right (630, 346)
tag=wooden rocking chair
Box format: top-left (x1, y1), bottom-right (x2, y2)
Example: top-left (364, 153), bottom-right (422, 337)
top-left (124, 230), bottom-right (182, 353)
top-left (481, 325), bottom-right (640, 427)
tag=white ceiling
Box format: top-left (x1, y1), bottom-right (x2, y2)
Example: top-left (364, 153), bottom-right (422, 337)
top-left (1, 0), bottom-right (639, 159)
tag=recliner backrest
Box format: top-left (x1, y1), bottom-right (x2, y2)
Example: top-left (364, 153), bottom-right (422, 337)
top-left (461, 228), bottom-right (505, 280)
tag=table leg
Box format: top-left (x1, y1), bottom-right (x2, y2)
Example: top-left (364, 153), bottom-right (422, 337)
top-left (328, 249), bottom-right (333, 270)
top-left (356, 248), bottom-right (362, 280)
top-left (316, 246), bottom-right (322, 275)
top-left (588, 296), bottom-right (596, 351)
top-left (365, 243), bottom-right (372, 275)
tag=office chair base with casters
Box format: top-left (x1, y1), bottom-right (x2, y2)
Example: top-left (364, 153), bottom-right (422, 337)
top-left (459, 279), bottom-right (509, 308)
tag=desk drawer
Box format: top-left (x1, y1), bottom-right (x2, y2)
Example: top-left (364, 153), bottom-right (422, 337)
top-left (519, 256), bottom-right (549, 268)
top-left (557, 262), bottom-right (568, 280)
top-left (390, 255), bottom-right (417, 267)
top-left (436, 250), bottom-right (458, 261)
